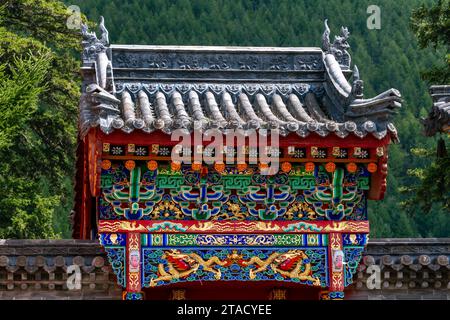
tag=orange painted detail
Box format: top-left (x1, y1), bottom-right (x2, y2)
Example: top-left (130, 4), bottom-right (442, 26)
top-left (367, 162), bottom-right (378, 173)
top-left (305, 162), bottom-right (315, 172)
top-left (192, 162), bottom-right (202, 171)
top-left (281, 162), bottom-right (292, 173)
top-left (101, 159), bottom-right (112, 170)
top-left (147, 160), bottom-right (158, 171)
top-left (214, 162), bottom-right (226, 173)
top-left (88, 130), bottom-right (101, 198)
top-left (171, 161), bottom-right (181, 171)
top-left (346, 162), bottom-right (357, 173)
top-left (125, 160), bottom-right (136, 171)
top-left (237, 163), bottom-right (247, 172)
top-left (259, 162), bottom-right (269, 171)
top-left (325, 162), bottom-right (336, 173)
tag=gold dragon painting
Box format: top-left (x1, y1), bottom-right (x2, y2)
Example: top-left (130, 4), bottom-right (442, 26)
top-left (148, 249), bottom-right (321, 287)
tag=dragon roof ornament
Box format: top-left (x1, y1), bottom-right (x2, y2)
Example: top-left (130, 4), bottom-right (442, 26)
top-left (322, 19), bottom-right (351, 70)
top-left (81, 16), bottom-right (109, 62)
top-left (81, 16), bottom-right (114, 91)
top-left (79, 17), bottom-right (116, 136)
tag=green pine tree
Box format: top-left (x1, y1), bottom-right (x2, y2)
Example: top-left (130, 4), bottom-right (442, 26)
top-left (0, 0), bottom-right (85, 238)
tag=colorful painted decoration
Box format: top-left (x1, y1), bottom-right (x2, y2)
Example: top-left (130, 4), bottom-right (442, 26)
top-left (104, 247), bottom-right (126, 287)
top-left (258, 162), bottom-right (269, 171)
top-left (171, 183), bottom-right (230, 220)
top-left (304, 168), bottom-right (365, 220)
top-left (238, 183), bottom-right (295, 220)
top-left (367, 163), bottom-right (378, 173)
top-left (99, 161), bottom-right (368, 221)
top-left (101, 164), bottom-right (162, 219)
top-left (99, 160), bottom-right (372, 300)
top-left (141, 248), bottom-right (327, 288)
top-left (123, 292), bottom-right (144, 300)
top-left (376, 147), bottom-right (384, 157)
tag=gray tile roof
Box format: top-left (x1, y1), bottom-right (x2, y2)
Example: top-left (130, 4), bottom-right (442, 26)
top-left (79, 18), bottom-right (402, 141)
top-left (422, 85), bottom-right (450, 136)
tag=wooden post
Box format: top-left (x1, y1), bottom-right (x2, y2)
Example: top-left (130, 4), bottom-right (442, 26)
top-left (328, 232), bottom-right (345, 300)
top-left (123, 232), bottom-right (144, 300)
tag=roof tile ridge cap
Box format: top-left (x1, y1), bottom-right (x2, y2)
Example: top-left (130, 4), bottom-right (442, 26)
top-left (110, 44), bottom-right (322, 52)
top-left (321, 18), bottom-right (357, 108)
top-left (323, 53), bottom-right (352, 98)
top-left (430, 84), bottom-right (450, 91)
top-left (351, 88), bottom-right (402, 104)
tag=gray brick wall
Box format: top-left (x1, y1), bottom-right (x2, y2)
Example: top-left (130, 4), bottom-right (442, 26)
top-left (0, 239), bottom-right (121, 300)
top-left (345, 238), bottom-right (450, 300)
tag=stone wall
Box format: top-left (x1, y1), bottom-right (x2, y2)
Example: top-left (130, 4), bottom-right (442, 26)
top-left (0, 238), bottom-right (448, 300)
top-left (0, 240), bottom-right (121, 300)
top-left (346, 238), bottom-right (450, 300)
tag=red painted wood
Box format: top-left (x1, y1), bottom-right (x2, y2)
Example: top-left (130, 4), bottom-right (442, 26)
top-left (98, 220), bottom-right (370, 234)
top-left (72, 137), bottom-right (85, 239)
top-left (369, 153), bottom-right (389, 200)
top-left (143, 281), bottom-right (322, 300)
top-left (328, 233), bottom-right (344, 292)
top-left (97, 129), bottom-right (391, 148)
top-left (73, 134), bottom-right (93, 240)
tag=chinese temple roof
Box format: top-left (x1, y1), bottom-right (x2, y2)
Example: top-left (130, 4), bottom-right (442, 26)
top-left (79, 19), bottom-right (401, 141)
top-left (422, 85), bottom-right (450, 136)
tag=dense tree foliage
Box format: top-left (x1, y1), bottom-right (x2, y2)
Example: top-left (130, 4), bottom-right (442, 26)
top-left (402, 0), bottom-right (449, 221)
top-left (0, 0), bottom-right (82, 238)
top-left (411, 0), bottom-right (449, 83)
top-left (0, 0), bottom-right (447, 238)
